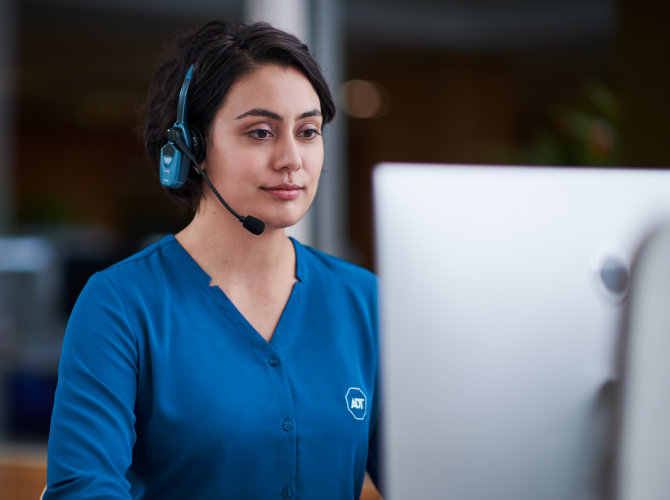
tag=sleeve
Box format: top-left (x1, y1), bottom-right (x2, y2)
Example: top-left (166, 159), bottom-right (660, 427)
top-left (44, 272), bottom-right (139, 500)
top-left (366, 408), bottom-right (383, 496)
top-left (366, 275), bottom-right (384, 496)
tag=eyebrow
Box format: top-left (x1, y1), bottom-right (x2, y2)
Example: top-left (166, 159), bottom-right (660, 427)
top-left (235, 108), bottom-right (322, 121)
top-left (297, 109), bottom-right (322, 120)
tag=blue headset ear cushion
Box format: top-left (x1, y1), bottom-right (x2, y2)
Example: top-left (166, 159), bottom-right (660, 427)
top-left (189, 125), bottom-right (207, 163)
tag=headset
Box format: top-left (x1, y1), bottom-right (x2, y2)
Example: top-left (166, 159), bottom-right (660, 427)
top-left (160, 65), bottom-right (265, 235)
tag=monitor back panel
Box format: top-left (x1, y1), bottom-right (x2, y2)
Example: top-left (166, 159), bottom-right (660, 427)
top-left (373, 164), bottom-right (670, 500)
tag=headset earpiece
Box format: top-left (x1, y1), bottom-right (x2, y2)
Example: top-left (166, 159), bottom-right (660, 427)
top-left (189, 126), bottom-right (207, 164)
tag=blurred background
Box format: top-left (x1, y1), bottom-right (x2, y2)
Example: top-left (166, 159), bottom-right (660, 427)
top-left (0, 0), bottom-right (668, 497)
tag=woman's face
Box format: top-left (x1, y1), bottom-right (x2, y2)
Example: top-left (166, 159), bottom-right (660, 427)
top-left (201, 64), bottom-right (324, 231)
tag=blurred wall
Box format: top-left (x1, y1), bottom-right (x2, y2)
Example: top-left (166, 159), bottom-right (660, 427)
top-left (16, 3), bottom-right (199, 241)
top-left (0, 0), bottom-right (18, 233)
top-left (619, 0), bottom-right (670, 167)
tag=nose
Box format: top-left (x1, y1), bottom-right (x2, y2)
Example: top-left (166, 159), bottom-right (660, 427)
top-left (272, 134), bottom-right (302, 173)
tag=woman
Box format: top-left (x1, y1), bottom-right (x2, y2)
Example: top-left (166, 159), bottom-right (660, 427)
top-left (45, 20), bottom-right (381, 500)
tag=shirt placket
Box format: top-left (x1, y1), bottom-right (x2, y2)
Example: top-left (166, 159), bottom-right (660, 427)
top-left (266, 349), bottom-right (297, 499)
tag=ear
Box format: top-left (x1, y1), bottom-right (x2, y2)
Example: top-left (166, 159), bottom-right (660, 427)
top-left (195, 156), bottom-right (208, 172)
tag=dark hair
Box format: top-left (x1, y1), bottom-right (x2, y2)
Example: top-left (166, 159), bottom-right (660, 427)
top-left (143, 20), bottom-right (336, 212)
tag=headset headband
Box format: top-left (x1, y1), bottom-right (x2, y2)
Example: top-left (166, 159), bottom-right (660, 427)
top-left (176, 65), bottom-right (194, 124)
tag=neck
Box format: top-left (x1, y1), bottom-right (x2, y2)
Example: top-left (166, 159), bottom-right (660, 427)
top-left (175, 196), bottom-right (296, 286)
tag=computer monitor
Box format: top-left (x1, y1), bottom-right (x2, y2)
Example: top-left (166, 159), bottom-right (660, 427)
top-left (373, 164), bottom-right (670, 500)
top-left (615, 223), bottom-right (670, 500)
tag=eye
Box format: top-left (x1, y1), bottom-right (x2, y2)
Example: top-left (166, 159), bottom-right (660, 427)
top-left (249, 129), bottom-right (272, 139)
top-left (299, 128), bottom-right (321, 139)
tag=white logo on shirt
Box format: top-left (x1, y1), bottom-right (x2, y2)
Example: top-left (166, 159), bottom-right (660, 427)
top-left (345, 388), bottom-right (367, 420)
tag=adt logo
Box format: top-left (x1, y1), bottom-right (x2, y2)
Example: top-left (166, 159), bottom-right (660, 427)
top-left (345, 388), bottom-right (367, 420)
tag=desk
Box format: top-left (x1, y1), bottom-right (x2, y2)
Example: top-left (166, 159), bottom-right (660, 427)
top-left (0, 442), bottom-right (48, 500)
top-left (360, 473), bottom-right (382, 499)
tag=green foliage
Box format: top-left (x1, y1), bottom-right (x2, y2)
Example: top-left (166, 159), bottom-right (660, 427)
top-left (524, 79), bottom-right (621, 166)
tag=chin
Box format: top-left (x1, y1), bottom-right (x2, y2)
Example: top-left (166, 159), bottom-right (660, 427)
top-left (253, 196), bottom-right (312, 230)
top-left (262, 207), bottom-right (310, 231)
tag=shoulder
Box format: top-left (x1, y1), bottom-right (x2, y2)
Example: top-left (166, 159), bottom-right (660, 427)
top-left (75, 235), bottom-right (192, 318)
top-left (69, 235), bottom-right (192, 341)
top-left (294, 240), bottom-right (380, 348)
top-left (97, 235), bottom-right (180, 288)
top-left (293, 239), bottom-right (378, 319)
top-left (295, 239), bottom-right (377, 289)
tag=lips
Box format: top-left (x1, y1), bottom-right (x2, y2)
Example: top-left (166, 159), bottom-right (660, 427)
top-left (262, 183), bottom-right (302, 200)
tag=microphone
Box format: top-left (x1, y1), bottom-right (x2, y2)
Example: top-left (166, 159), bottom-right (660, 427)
top-left (167, 128), bottom-right (265, 235)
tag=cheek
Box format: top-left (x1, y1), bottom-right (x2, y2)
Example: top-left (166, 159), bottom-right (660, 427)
top-left (208, 141), bottom-right (262, 183)
top-left (304, 147), bottom-right (324, 177)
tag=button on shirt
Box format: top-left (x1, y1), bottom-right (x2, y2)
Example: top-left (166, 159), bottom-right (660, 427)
top-left (45, 236), bottom-right (381, 500)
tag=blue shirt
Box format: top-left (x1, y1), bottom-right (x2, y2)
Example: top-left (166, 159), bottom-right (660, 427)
top-left (45, 236), bottom-right (381, 500)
